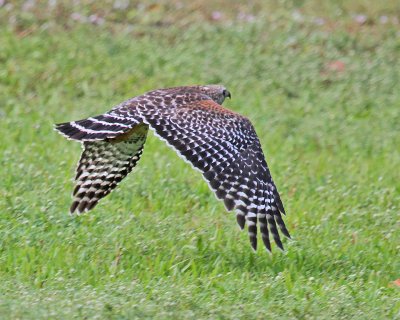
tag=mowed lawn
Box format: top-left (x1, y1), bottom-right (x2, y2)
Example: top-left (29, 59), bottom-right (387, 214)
top-left (0, 1), bottom-right (399, 319)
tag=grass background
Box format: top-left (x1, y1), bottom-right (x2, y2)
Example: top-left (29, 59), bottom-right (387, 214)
top-left (1, 0), bottom-right (399, 318)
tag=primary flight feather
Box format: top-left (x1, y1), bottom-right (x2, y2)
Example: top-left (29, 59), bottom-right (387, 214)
top-left (55, 85), bottom-right (290, 251)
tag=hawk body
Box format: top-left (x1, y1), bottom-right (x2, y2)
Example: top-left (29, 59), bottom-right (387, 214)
top-left (56, 85), bottom-right (290, 251)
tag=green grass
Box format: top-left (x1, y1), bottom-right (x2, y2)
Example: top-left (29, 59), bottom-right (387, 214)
top-left (1, 1), bottom-right (400, 319)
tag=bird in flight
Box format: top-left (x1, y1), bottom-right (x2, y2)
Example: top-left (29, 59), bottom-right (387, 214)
top-left (55, 85), bottom-right (290, 251)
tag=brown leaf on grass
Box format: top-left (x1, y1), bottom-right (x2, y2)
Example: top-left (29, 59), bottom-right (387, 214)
top-left (320, 60), bottom-right (347, 80)
top-left (288, 186), bottom-right (297, 197)
top-left (326, 60), bottom-right (346, 73)
top-left (389, 278), bottom-right (400, 288)
top-left (351, 232), bottom-right (358, 244)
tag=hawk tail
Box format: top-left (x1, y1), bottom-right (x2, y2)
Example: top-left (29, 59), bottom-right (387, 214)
top-left (55, 112), bottom-right (139, 141)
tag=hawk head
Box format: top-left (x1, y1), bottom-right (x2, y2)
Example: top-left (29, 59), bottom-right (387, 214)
top-left (197, 84), bottom-right (231, 105)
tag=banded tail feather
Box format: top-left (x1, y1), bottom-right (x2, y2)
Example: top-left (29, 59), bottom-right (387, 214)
top-left (55, 111), bottom-right (140, 141)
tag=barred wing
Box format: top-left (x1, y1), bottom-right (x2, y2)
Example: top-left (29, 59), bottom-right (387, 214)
top-left (70, 124), bottom-right (148, 214)
top-left (138, 99), bottom-right (290, 251)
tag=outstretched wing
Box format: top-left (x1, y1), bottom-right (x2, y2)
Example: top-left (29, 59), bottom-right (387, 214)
top-left (70, 124), bottom-right (148, 214)
top-left (135, 99), bottom-right (290, 251)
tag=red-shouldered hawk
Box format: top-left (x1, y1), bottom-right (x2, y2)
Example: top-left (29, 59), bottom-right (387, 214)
top-left (55, 85), bottom-right (290, 251)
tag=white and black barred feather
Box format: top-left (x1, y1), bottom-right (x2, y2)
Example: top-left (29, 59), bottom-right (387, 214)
top-left (55, 85), bottom-right (290, 251)
top-left (55, 110), bottom-right (140, 141)
top-left (69, 125), bottom-right (148, 214)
